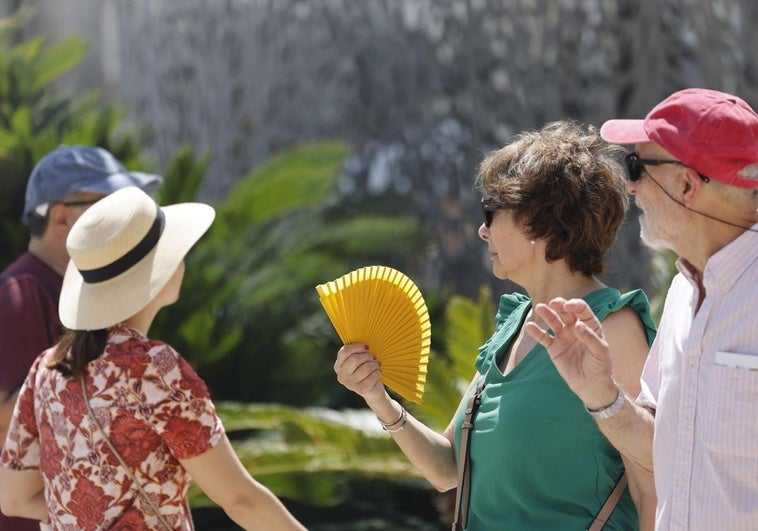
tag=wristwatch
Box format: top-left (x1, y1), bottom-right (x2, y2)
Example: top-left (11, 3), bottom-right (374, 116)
top-left (584, 386), bottom-right (625, 420)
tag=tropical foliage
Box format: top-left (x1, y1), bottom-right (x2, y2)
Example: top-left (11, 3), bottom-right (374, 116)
top-left (188, 402), bottom-right (417, 508)
top-left (151, 141), bottom-right (427, 408)
top-left (182, 287), bottom-right (496, 503)
top-left (411, 287), bottom-right (495, 430)
top-left (0, 12), bottom-right (437, 520)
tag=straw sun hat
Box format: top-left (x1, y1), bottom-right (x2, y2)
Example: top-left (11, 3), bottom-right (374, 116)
top-left (59, 186), bottom-right (215, 330)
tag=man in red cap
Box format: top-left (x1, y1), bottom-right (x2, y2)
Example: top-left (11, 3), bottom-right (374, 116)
top-left (526, 88), bottom-right (758, 531)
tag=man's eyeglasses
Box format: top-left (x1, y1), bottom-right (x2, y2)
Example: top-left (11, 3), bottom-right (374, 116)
top-left (623, 152), bottom-right (710, 183)
top-left (57, 199), bottom-right (101, 209)
top-left (481, 197), bottom-right (506, 228)
top-left (33, 199), bottom-right (101, 218)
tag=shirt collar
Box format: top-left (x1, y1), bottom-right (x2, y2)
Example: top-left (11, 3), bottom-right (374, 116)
top-left (676, 222), bottom-right (758, 295)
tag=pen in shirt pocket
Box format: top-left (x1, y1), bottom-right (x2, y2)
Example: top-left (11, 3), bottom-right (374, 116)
top-left (714, 350), bottom-right (758, 371)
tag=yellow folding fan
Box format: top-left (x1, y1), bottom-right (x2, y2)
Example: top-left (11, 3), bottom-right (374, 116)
top-left (316, 266), bottom-right (431, 403)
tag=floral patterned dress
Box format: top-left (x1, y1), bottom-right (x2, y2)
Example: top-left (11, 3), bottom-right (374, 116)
top-left (0, 324), bottom-right (224, 530)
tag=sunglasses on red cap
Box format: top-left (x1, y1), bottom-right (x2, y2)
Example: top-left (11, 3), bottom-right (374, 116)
top-left (624, 152), bottom-right (711, 183)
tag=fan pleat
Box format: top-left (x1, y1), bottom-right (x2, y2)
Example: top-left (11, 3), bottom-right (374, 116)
top-left (316, 266), bottom-right (431, 403)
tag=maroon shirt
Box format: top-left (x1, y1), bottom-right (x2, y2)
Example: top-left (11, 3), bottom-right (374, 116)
top-left (0, 252), bottom-right (63, 531)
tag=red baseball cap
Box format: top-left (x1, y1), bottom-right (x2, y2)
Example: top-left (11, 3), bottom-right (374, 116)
top-left (600, 88), bottom-right (758, 189)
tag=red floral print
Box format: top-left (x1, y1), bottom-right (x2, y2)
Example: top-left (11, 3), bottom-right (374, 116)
top-left (0, 324), bottom-right (224, 530)
top-left (57, 379), bottom-right (87, 426)
top-left (163, 417), bottom-right (215, 460)
top-left (13, 377), bottom-right (38, 436)
top-left (38, 422), bottom-right (64, 477)
top-left (70, 475), bottom-right (114, 530)
top-left (178, 357), bottom-right (210, 398)
top-left (107, 411), bottom-right (161, 468)
top-left (109, 508), bottom-right (147, 530)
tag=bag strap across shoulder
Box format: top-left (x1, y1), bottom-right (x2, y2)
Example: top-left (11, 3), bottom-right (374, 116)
top-left (452, 376), bottom-right (485, 531)
top-left (588, 471), bottom-right (628, 531)
top-left (81, 377), bottom-right (184, 531)
top-left (450, 373), bottom-right (628, 531)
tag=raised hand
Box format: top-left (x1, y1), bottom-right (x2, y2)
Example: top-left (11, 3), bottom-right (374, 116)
top-left (524, 298), bottom-right (618, 409)
top-left (334, 343), bottom-right (386, 403)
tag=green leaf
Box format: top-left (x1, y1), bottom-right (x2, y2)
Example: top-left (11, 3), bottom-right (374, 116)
top-left (157, 145), bottom-right (209, 204)
top-left (32, 35), bottom-right (87, 90)
top-left (10, 106), bottom-right (31, 139)
top-left (14, 35), bottom-right (45, 63)
top-left (221, 141), bottom-right (351, 226)
top-left (186, 402), bottom-right (423, 505)
top-left (411, 287), bottom-right (495, 429)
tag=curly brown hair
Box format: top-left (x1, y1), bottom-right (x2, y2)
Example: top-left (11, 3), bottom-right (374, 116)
top-left (475, 120), bottom-right (628, 275)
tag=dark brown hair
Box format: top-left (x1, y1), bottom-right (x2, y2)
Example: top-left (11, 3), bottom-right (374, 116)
top-left (475, 120), bottom-right (628, 275)
top-left (47, 329), bottom-right (108, 378)
top-left (27, 212), bottom-right (49, 238)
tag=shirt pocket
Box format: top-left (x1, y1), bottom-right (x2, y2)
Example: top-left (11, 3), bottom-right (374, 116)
top-left (701, 362), bottom-right (758, 459)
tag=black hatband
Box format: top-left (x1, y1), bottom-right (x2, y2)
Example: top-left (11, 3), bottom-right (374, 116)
top-left (79, 209), bottom-right (165, 283)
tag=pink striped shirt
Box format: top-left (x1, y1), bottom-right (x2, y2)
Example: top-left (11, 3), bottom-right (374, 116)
top-left (638, 223), bottom-right (758, 531)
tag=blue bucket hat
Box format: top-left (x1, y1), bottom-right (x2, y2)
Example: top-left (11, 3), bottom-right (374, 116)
top-left (22, 145), bottom-right (163, 224)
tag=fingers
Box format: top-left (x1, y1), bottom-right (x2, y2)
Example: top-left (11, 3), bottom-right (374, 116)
top-left (532, 302), bottom-right (566, 334)
top-left (562, 298), bottom-right (603, 332)
top-left (572, 321), bottom-right (609, 357)
top-left (334, 343), bottom-right (382, 394)
top-left (524, 321), bottom-right (553, 348)
top-left (529, 299), bottom-right (607, 362)
top-left (335, 342), bottom-right (369, 367)
top-left (542, 297), bottom-right (604, 338)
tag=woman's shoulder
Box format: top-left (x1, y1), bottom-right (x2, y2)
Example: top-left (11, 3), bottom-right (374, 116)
top-left (586, 287), bottom-right (653, 319)
top-left (495, 291), bottom-right (530, 322)
top-left (584, 287), bottom-right (657, 346)
top-left (600, 289), bottom-right (656, 344)
top-left (103, 327), bottom-right (188, 377)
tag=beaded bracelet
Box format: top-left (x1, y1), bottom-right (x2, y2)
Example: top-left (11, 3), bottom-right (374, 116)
top-left (379, 405), bottom-right (408, 432)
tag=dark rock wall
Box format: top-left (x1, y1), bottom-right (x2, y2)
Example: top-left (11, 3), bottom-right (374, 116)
top-left (95, 0), bottom-right (758, 295)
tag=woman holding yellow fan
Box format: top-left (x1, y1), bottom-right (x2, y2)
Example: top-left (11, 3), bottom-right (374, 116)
top-left (334, 121), bottom-right (657, 531)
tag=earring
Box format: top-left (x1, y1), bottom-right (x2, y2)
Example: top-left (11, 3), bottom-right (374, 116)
top-left (530, 240), bottom-right (536, 245)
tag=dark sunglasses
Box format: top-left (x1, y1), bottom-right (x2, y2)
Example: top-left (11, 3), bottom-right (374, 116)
top-left (623, 152), bottom-right (710, 183)
top-left (481, 197), bottom-right (506, 228)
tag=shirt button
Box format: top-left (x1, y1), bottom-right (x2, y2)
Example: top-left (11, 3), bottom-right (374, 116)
top-left (678, 479), bottom-right (686, 488)
top-left (688, 358), bottom-right (696, 367)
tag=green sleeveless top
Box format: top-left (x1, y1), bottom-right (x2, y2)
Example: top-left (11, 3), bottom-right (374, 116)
top-left (452, 287), bottom-right (656, 531)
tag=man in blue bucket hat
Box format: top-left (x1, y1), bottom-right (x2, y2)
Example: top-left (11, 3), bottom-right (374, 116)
top-left (0, 145), bottom-right (161, 531)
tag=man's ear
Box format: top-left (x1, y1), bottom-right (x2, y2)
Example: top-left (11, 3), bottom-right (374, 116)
top-left (681, 169), bottom-right (705, 207)
top-left (46, 203), bottom-right (75, 238)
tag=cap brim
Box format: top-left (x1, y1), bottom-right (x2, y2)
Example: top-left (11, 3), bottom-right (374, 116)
top-left (59, 202), bottom-right (214, 330)
top-left (21, 172), bottom-right (163, 225)
top-left (600, 119), bottom-right (651, 145)
top-left (81, 171), bottom-right (163, 196)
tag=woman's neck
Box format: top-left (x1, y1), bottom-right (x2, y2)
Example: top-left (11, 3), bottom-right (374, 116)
top-left (519, 264), bottom-right (604, 306)
top-left (121, 305), bottom-right (159, 337)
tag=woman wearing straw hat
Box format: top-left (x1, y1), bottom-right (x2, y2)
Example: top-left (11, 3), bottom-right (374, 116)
top-left (0, 187), bottom-right (306, 530)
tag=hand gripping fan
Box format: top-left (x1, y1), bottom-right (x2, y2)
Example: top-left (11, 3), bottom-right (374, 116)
top-left (316, 266), bottom-right (431, 403)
